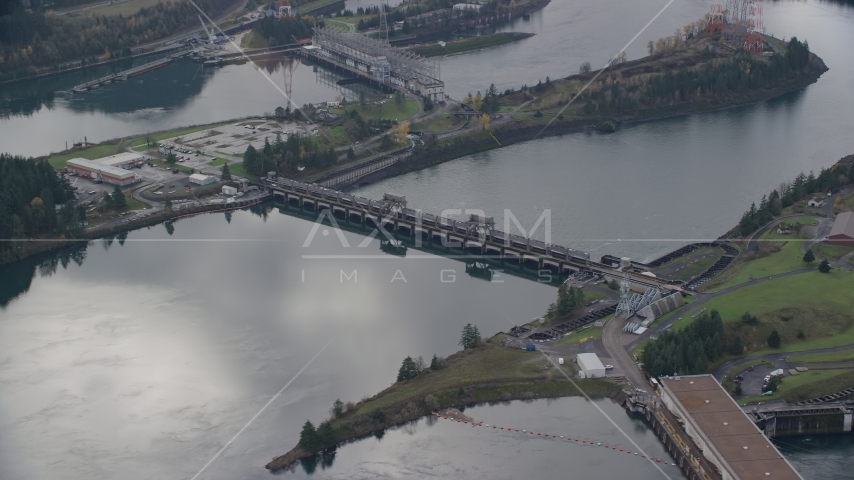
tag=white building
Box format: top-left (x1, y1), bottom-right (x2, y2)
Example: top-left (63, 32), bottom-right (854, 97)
top-left (95, 152), bottom-right (145, 169)
top-left (222, 185), bottom-right (238, 195)
top-left (189, 173), bottom-right (215, 186)
top-left (576, 353), bottom-right (606, 378)
top-left (66, 158), bottom-right (141, 186)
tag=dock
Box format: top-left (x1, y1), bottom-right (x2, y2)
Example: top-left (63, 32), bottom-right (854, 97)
top-left (72, 49), bottom-right (191, 93)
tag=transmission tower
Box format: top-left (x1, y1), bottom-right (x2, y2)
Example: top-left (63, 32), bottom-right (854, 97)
top-left (379, 0), bottom-right (390, 46)
top-left (706, 0), bottom-right (724, 33)
top-left (615, 274), bottom-right (633, 316)
top-left (743, 0), bottom-right (764, 53)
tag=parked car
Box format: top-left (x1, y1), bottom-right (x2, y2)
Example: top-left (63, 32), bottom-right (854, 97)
top-left (605, 365), bottom-right (614, 370)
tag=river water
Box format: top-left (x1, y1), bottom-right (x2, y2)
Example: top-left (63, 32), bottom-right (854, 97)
top-left (0, 206), bottom-right (673, 480)
top-left (1, 0), bottom-right (854, 478)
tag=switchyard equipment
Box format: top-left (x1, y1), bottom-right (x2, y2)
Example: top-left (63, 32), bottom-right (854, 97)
top-left (307, 26), bottom-right (444, 102)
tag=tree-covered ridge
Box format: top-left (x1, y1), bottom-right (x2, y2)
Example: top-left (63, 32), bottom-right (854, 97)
top-left (249, 14), bottom-right (319, 46)
top-left (0, 154), bottom-right (86, 262)
top-left (0, 0), bottom-right (237, 80)
top-left (736, 156), bottom-right (854, 236)
top-left (242, 133), bottom-right (337, 176)
top-left (641, 310), bottom-right (726, 377)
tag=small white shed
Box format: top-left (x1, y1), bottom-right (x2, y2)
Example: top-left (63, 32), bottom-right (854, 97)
top-left (222, 185), bottom-right (238, 195)
top-left (576, 353), bottom-right (606, 378)
top-left (189, 173), bottom-right (214, 185)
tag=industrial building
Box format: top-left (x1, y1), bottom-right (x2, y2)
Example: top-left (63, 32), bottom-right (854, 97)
top-left (659, 375), bottom-right (803, 480)
top-left (66, 158), bottom-right (141, 186)
top-left (189, 173), bottom-right (215, 186)
top-left (576, 353), bottom-right (605, 378)
top-left (829, 211), bottom-right (854, 246)
top-left (305, 27), bottom-right (444, 102)
top-left (222, 185), bottom-right (238, 195)
top-left (93, 152), bottom-right (145, 169)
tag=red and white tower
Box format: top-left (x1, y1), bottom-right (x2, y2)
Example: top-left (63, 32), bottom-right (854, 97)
top-left (707, 1), bottom-right (725, 33)
top-left (743, 0), bottom-right (764, 53)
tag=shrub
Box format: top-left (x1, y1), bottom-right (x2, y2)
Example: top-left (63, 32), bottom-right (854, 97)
top-left (818, 259), bottom-right (831, 273)
top-left (768, 330), bottom-right (782, 348)
top-left (424, 394), bottom-right (439, 410)
top-left (599, 121), bottom-right (616, 133)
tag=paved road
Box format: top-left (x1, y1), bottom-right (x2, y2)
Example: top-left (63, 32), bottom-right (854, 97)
top-left (602, 312), bottom-right (648, 389)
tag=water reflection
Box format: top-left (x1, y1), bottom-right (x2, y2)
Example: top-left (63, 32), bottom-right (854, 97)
top-left (0, 242), bottom-right (87, 308)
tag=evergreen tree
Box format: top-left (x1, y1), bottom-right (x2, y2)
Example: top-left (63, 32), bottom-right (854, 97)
top-left (727, 336), bottom-right (744, 355)
top-left (818, 259), bottom-right (831, 273)
top-left (111, 185), bottom-right (126, 208)
top-left (430, 354), bottom-right (440, 370)
top-left (459, 323), bottom-right (481, 349)
top-left (165, 151), bottom-right (177, 165)
top-left (316, 421), bottom-right (336, 448)
top-left (397, 356), bottom-right (419, 381)
top-left (220, 163), bottom-right (232, 181)
top-left (803, 249), bottom-right (815, 263)
top-left (299, 421), bottom-right (320, 451)
top-left (347, 147), bottom-right (355, 161)
top-left (767, 330), bottom-right (782, 348)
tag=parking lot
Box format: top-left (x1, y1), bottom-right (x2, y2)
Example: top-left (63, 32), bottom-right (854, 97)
top-left (154, 119), bottom-right (311, 171)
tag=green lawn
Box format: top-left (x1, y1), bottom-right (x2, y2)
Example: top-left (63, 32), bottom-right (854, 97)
top-left (85, 0), bottom-right (165, 17)
top-left (706, 239), bottom-right (811, 292)
top-left (552, 314), bottom-right (613, 346)
top-left (812, 243), bottom-right (854, 261)
top-left (738, 369), bottom-right (853, 404)
top-left (788, 349), bottom-right (854, 364)
top-left (45, 144), bottom-right (119, 169)
top-left (676, 269), bottom-right (854, 353)
top-left (228, 162), bottom-right (249, 178)
top-left (207, 158), bottom-right (230, 166)
top-left (427, 114), bottom-right (459, 132)
top-left (124, 192), bottom-right (147, 211)
top-left (648, 295), bottom-right (695, 329)
top-left (339, 98), bottom-right (419, 122)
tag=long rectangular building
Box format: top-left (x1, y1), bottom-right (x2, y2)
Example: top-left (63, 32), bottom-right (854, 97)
top-left (659, 375), bottom-right (803, 480)
top-left (66, 158), bottom-right (140, 186)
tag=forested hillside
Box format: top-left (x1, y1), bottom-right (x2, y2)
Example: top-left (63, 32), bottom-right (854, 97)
top-left (0, 155), bottom-right (85, 263)
top-left (0, 0), bottom-right (237, 80)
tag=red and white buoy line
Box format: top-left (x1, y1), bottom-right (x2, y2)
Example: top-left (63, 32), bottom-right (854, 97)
top-left (430, 412), bottom-right (679, 467)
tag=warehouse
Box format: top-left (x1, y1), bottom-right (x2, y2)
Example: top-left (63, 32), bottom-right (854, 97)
top-left (94, 152), bottom-right (145, 169)
top-left (576, 353), bottom-right (606, 378)
top-left (659, 375), bottom-right (803, 480)
top-left (66, 158), bottom-right (141, 186)
top-left (829, 211), bottom-right (854, 246)
top-left (189, 173), bottom-right (215, 186)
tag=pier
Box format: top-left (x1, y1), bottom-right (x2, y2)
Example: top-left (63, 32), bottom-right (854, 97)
top-left (72, 49), bottom-right (191, 93)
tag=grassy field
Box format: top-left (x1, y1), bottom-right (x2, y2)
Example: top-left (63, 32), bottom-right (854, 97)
top-left (84, 0), bottom-right (165, 17)
top-left (347, 343), bottom-right (619, 418)
top-left (834, 191), bottom-right (854, 213)
top-left (706, 225), bottom-right (816, 291)
top-left (45, 144), bottom-right (120, 169)
top-left (738, 369), bottom-right (854, 404)
top-left (647, 295), bottom-right (695, 329)
top-left (124, 192), bottom-right (148, 211)
top-left (789, 349), bottom-right (854, 364)
top-left (426, 114), bottom-right (460, 132)
top-left (207, 158), bottom-right (230, 166)
top-left (676, 269), bottom-right (854, 354)
top-left (813, 243), bottom-right (854, 260)
top-left (228, 162), bottom-right (249, 178)
top-left (410, 32), bottom-right (534, 57)
top-left (339, 98), bottom-right (419, 122)
top-left (553, 316), bottom-right (612, 346)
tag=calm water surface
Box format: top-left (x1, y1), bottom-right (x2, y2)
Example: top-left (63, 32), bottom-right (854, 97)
top-left (2, 0), bottom-right (854, 478)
